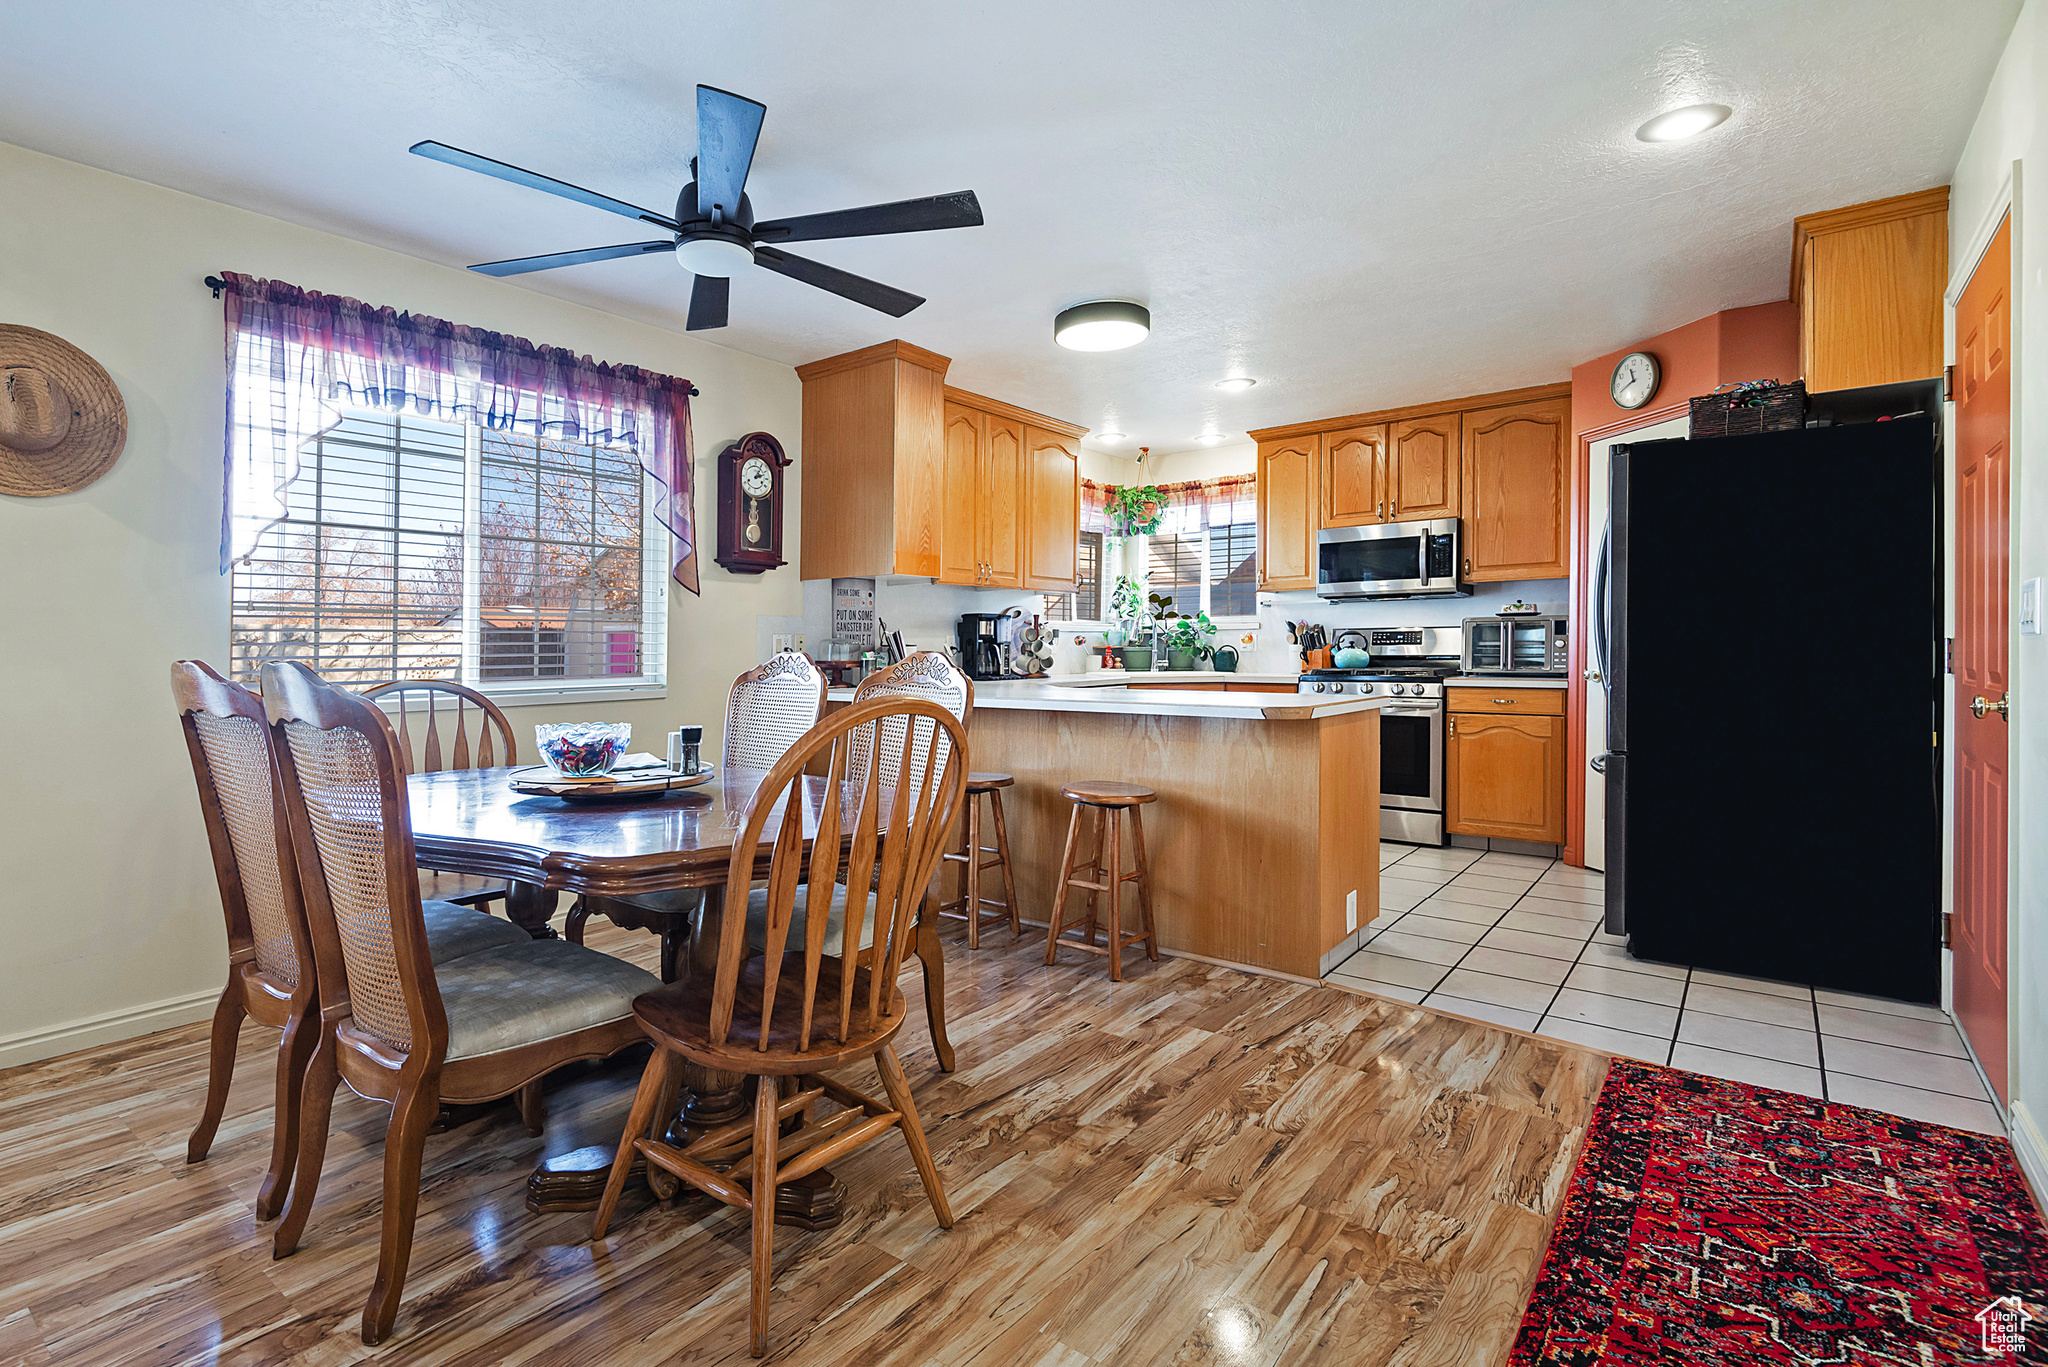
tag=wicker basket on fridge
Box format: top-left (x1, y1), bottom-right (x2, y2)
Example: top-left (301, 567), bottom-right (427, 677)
top-left (1688, 379), bottom-right (1807, 438)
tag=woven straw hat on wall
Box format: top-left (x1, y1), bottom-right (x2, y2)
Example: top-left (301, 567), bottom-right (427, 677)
top-left (0, 325), bottom-right (128, 497)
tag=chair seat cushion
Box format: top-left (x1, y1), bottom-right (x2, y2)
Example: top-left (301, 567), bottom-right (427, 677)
top-left (633, 952), bottom-right (905, 1070)
top-left (435, 940), bottom-right (662, 1061)
top-left (423, 899), bottom-right (532, 964)
top-left (743, 882), bottom-right (879, 956)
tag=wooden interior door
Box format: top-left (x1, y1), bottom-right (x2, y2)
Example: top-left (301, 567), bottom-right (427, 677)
top-left (982, 415), bottom-right (1024, 588)
top-left (939, 401), bottom-right (984, 585)
top-left (1461, 398), bottom-right (1569, 581)
top-left (1021, 427), bottom-right (1079, 591)
top-left (1256, 436), bottom-right (1320, 590)
top-left (1388, 413), bottom-right (1459, 521)
top-left (1953, 213), bottom-right (2011, 1104)
top-left (1321, 425), bottom-right (1386, 526)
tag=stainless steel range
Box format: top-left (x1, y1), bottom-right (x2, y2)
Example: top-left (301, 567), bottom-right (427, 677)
top-left (1296, 626), bottom-right (1461, 845)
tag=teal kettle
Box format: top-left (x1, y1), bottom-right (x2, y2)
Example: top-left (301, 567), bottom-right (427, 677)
top-left (1212, 645), bottom-right (1239, 673)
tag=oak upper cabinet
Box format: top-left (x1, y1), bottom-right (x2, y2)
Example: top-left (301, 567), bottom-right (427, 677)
top-left (1793, 187), bottom-right (1948, 393)
top-left (1446, 692), bottom-right (1566, 844)
top-left (1321, 424), bottom-right (1386, 527)
top-left (1021, 424), bottom-right (1080, 591)
top-left (938, 399), bottom-right (1024, 588)
top-left (797, 342), bottom-right (1082, 584)
top-left (1461, 396), bottom-right (1569, 582)
top-left (1387, 413), bottom-right (1459, 521)
top-left (1257, 434), bottom-right (1320, 590)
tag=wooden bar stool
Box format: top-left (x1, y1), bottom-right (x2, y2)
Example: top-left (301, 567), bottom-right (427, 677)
top-left (938, 772), bottom-right (1021, 946)
top-left (1043, 781), bottom-right (1160, 981)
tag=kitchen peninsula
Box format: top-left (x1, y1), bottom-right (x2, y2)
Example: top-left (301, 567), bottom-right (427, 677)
top-left (828, 675), bottom-right (1391, 978)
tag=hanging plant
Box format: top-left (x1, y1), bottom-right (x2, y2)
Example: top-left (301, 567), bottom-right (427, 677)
top-left (1103, 482), bottom-right (1169, 537)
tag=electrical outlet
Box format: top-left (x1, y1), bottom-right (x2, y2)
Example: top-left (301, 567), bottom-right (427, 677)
top-left (772, 634), bottom-right (793, 653)
top-left (1345, 889), bottom-right (1358, 933)
top-left (794, 634), bottom-right (807, 653)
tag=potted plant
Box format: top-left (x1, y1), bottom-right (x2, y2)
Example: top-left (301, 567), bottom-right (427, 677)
top-left (1103, 483), bottom-right (1169, 537)
top-left (1148, 592), bottom-right (1217, 670)
top-left (1109, 574), bottom-right (1153, 670)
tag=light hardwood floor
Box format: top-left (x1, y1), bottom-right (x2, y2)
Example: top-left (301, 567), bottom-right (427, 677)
top-left (0, 920), bottom-right (1606, 1365)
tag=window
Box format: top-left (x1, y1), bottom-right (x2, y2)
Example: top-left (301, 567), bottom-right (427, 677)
top-left (1041, 530), bottom-right (1103, 622)
top-left (231, 411), bottom-right (666, 697)
top-left (1209, 519), bottom-right (1258, 616)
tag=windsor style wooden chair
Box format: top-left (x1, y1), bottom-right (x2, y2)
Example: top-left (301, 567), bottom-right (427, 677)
top-left (362, 680), bottom-right (519, 911)
top-left (263, 661), bottom-right (661, 1345)
top-left (566, 652), bottom-right (828, 978)
top-left (591, 696), bottom-right (966, 1358)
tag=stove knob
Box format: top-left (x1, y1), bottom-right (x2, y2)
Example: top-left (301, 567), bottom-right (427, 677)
top-left (1359, 682), bottom-right (1375, 694)
top-left (1312, 682), bottom-right (1326, 693)
top-left (1389, 682), bottom-right (1407, 696)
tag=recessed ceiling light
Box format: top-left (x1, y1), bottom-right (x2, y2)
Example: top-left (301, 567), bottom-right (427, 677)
top-left (1054, 300), bottom-right (1150, 351)
top-left (1214, 376), bottom-right (1257, 391)
top-left (1635, 103), bottom-right (1732, 143)
top-left (1095, 429), bottom-right (1127, 443)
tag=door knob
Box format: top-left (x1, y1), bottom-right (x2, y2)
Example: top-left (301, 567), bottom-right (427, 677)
top-left (1971, 694), bottom-right (2010, 720)
top-left (1590, 754), bottom-right (1608, 773)
top-left (1584, 668), bottom-right (1602, 682)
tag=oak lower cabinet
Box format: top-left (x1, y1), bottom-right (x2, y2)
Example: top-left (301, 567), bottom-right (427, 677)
top-left (1257, 435), bottom-right (1320, 589)
top-left (796, 340), bottom-right (1084, 582)
top-left (1446, 691), bottom-right (1565, 844)
top-left (1461, 396), bottom-right (1570, 582)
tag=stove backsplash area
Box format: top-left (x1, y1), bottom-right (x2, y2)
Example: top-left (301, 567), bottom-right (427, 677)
top-left (1252, 579), bottom-right (1567, 665)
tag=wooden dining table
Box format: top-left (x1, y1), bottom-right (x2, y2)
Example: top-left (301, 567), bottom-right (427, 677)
top-left (407, 762), bottom-right (878, 1227)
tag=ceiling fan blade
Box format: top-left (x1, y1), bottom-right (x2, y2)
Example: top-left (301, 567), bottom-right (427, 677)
top-left (694, 86), bottom-right (767, 221)
top-left (687, 274), bottom-right (730, 331)
top-left (754, 191), bottom-right (984, 244)
top-left (469, 241), bottom-right (676, 277)
top-left (411, 141), bottom-right (680, 231)
top-left (751, 246), bottom-right (925, 317)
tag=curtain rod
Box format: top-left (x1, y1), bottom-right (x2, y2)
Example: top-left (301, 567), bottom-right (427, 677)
top-left (200, 274), bottom-right (700, 394)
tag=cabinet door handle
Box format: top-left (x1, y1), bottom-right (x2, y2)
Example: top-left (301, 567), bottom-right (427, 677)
top-left (1462, 557), bottom-right (1472, 577)
top-left (1376, 499), bottom-right (1383, 519)
top-left (1448, 715), bottom-right (1455, 736)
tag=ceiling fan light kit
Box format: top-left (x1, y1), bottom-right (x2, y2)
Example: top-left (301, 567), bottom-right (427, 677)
top-left (1054, 300), bottom-right (1150, 351)
top-left (413, 85), bottom-right (984, 330)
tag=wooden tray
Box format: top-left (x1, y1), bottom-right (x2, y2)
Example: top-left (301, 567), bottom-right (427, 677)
top-left (508, 764), bottom-right (715, 803)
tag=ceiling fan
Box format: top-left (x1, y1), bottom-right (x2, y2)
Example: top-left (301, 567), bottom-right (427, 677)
top-left (411, 85), bottom-right (984, 331)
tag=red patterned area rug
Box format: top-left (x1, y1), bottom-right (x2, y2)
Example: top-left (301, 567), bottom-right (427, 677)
top-left (1509, 1057), bottom-right (2048, 1365)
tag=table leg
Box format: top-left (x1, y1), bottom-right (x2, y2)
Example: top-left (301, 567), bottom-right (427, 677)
top-left (504, 881), bottom-right (561, 940)
top-left (527, 883), bottom-right (846, 1229)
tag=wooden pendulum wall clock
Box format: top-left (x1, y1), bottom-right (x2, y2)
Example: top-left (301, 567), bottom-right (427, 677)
top-left (714, 431), bottom-right (790, 573)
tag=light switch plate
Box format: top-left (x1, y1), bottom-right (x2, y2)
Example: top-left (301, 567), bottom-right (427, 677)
top-left (2022, 578), bottom-right (2042, 636)
top-left (1345, 889), bottom-right (1358, 933)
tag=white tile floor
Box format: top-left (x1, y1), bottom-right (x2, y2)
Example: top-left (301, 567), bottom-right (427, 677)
top-left (1325, 842), bottom-right (2006, 1136)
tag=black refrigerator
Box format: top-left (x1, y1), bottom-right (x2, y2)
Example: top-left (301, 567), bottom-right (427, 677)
top-left (1597, 390), bottom-right (1941, 1002)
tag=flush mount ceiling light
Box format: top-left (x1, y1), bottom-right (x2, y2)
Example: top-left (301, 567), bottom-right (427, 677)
top-left (1214, 376), bottom-right (1257, 391)
top-left (1054, 300), bottom-right (1150, 351)
top-left (1635, 103), bottom-right (1732, 143)
top-left (1094, 429), bottom-right (1127, 443)
top-left (1196, 432), bottom-right (1223, 445)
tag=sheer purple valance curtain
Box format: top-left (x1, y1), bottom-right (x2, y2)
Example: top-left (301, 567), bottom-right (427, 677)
top-left (219, 271), bottom-right (702, 593)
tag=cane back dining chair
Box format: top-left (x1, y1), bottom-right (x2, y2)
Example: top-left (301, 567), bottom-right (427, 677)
top-left (361, 679), bottom-right (518, 911)
top-left (592, 695), bottom-right (967, 1358)
top-left (175, 662), bottom-right (531, 1223)
top-left (261, 661), bottom-right (661, 1345)
top-left (566, 651), bottom-right (828, 978)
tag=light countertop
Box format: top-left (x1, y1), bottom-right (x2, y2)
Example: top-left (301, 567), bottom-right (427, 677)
top-left (826, 673), bottom-right (1392, 721)
top-left (1444, 676), bottom-right (1569, 690)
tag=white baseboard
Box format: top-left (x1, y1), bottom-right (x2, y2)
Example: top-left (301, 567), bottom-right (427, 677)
top-left (2009, 1101), bottom-right (2048, 1211)
top-left (0, 988), bottom-right (222, 1072)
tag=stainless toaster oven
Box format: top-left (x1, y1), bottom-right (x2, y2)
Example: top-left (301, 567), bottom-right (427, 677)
top-left (1462, 615), bottom-right (1569, 675)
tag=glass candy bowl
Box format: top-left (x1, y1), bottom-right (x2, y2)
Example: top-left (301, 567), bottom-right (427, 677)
top-left (535, 722), bottom-right (630, 778)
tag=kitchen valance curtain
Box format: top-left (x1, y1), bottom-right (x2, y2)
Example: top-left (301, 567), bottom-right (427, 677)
top-left (218, 271), bottom-right (701, 593)
top-left (1078, 473), bottom-right (1256, 537)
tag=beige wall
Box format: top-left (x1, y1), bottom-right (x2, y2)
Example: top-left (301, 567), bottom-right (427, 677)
top-left (1950, 0), bottom-right (2048, 1186)
top-left (0, 139), bottom-right (804, 1064)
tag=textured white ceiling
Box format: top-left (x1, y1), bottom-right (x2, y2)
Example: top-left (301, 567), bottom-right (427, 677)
top-left (0, 1), bottom-right (2018, 453)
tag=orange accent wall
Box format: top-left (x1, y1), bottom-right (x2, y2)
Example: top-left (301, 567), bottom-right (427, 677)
top-left (1562, 300), bottom-right (1798, 866)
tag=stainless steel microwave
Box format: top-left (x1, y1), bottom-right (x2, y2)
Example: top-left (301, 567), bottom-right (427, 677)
top-left (1315, 517), bottom-right (1470, 600)
top-left (1462, 615), bottom-right (1569, 675)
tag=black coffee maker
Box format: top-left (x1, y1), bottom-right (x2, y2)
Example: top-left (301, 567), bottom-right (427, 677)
top-left (956, 613), bottom-right (1010, 680)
